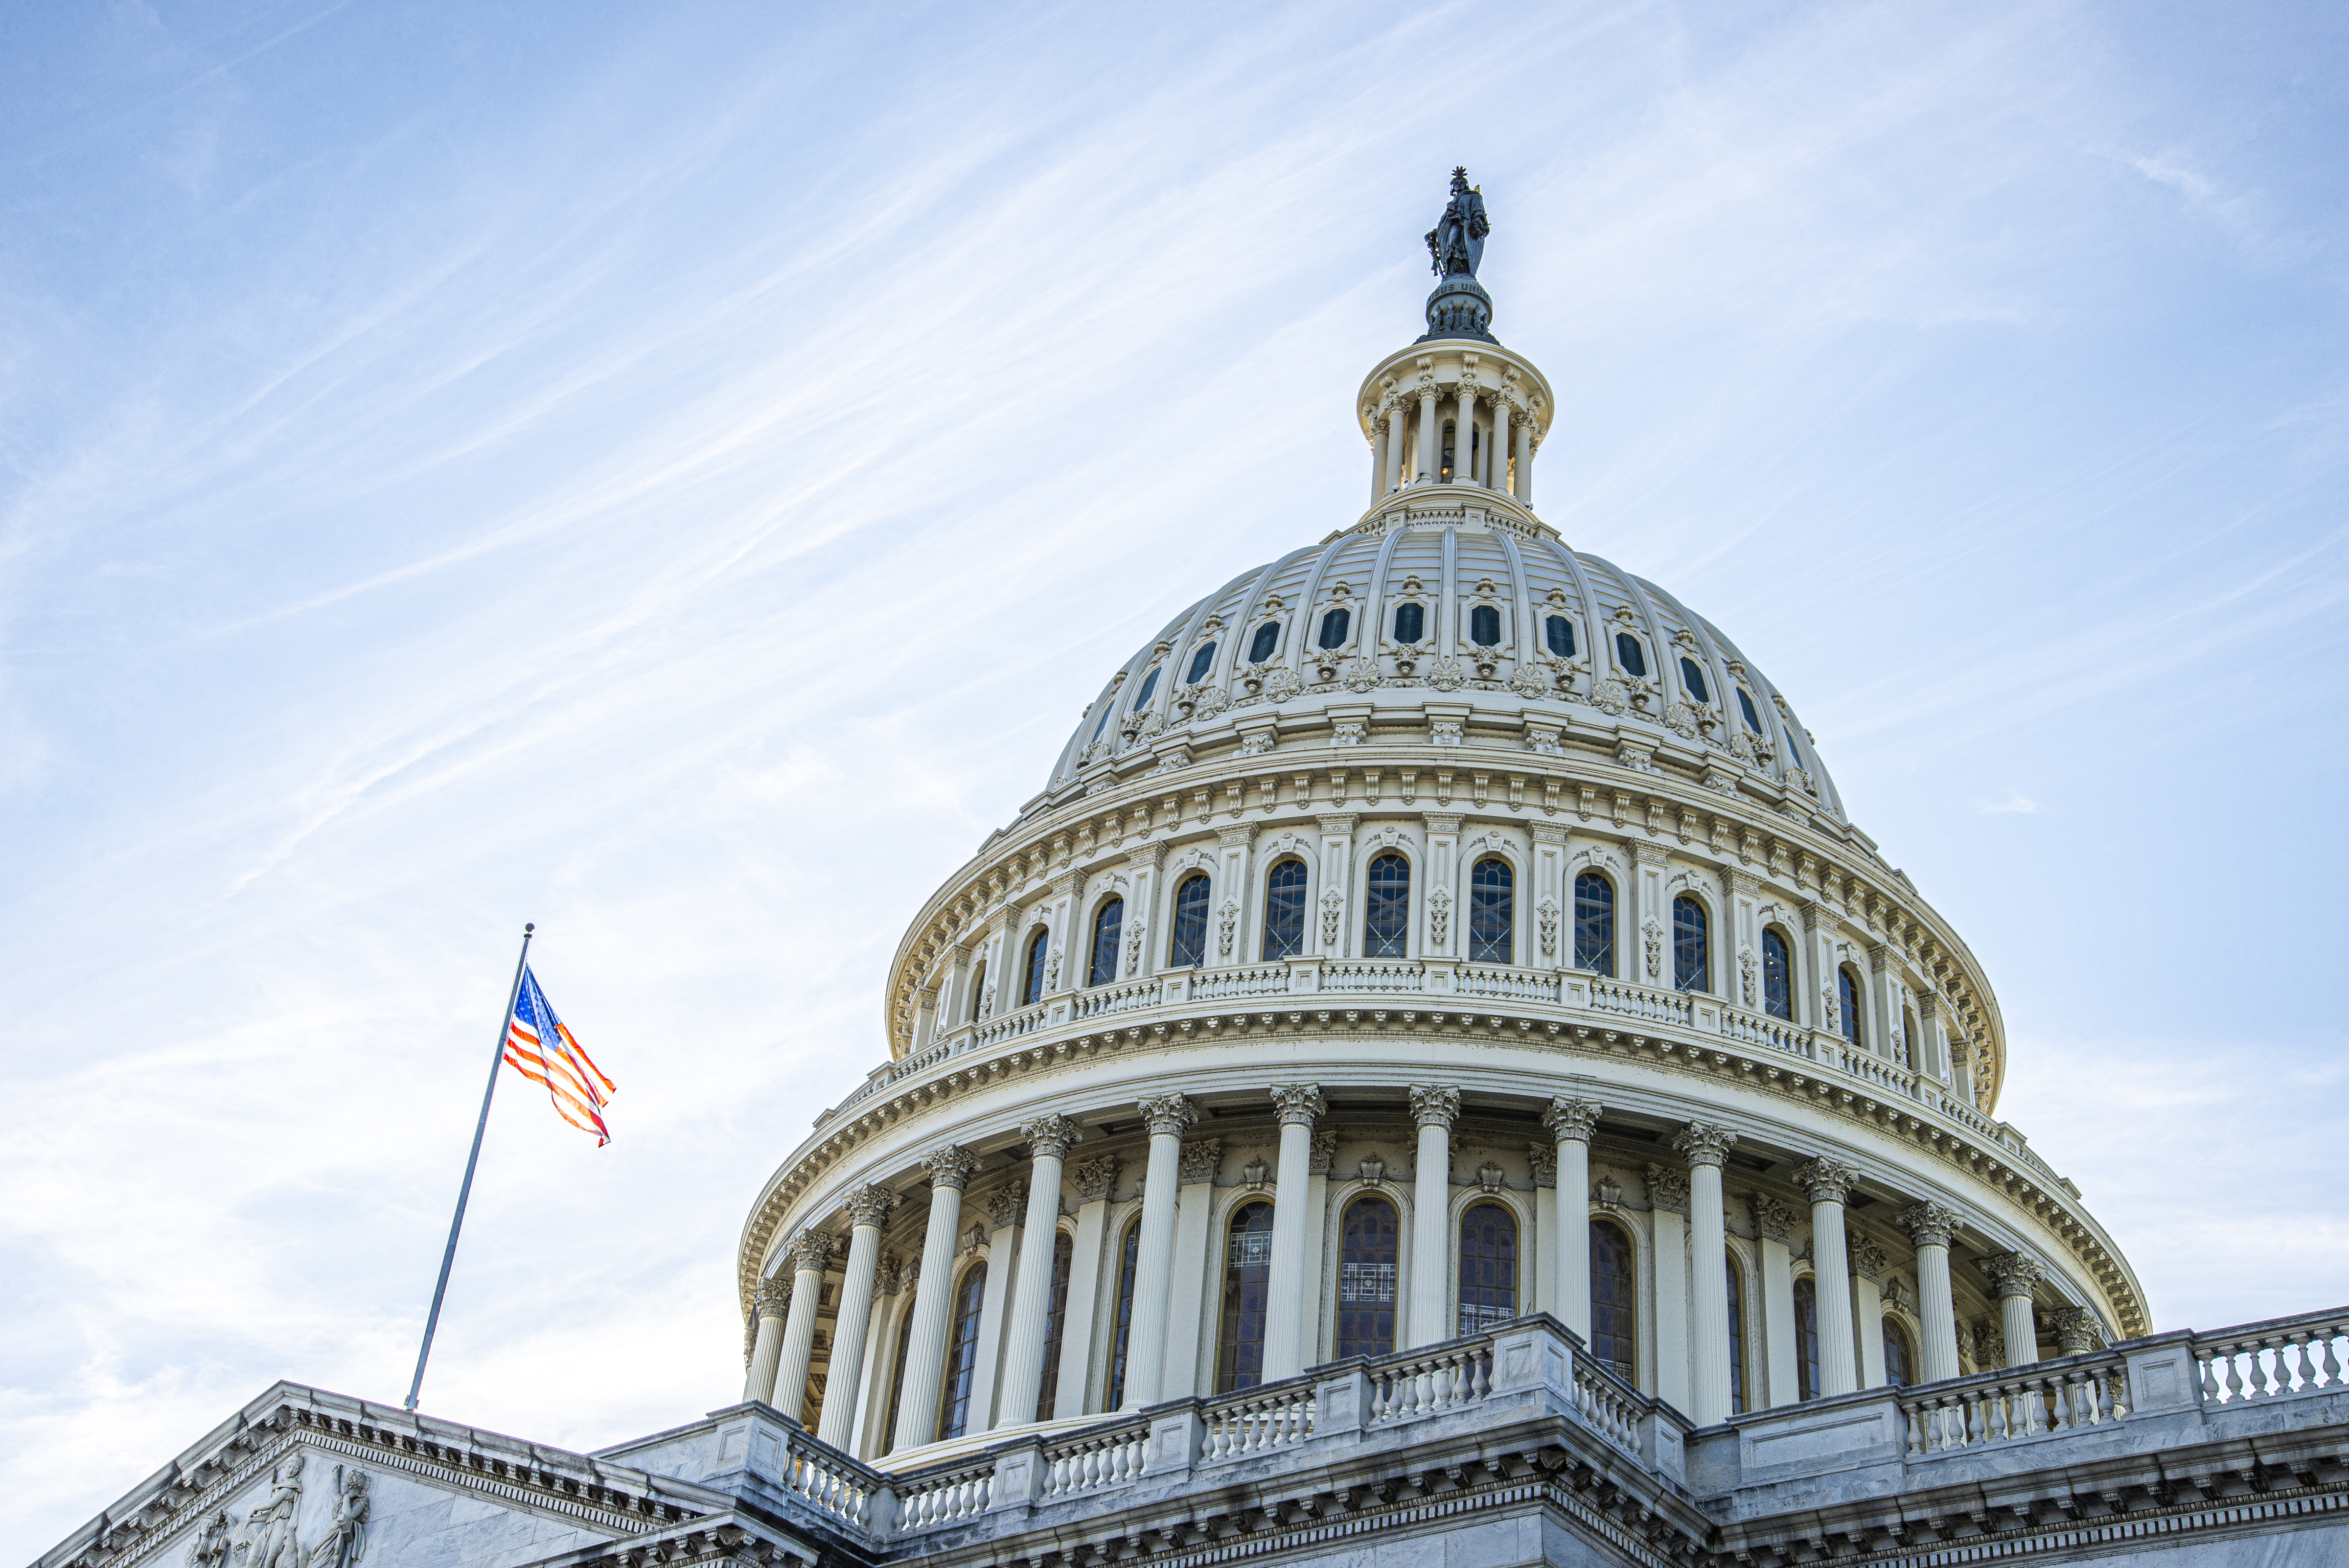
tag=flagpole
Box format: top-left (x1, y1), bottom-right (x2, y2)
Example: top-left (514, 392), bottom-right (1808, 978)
top-left (405, 922), bottom-right (535, 1413)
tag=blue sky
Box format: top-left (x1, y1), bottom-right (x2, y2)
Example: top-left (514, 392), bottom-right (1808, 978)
top-left (5, 0), bottom-right (2347, 1548)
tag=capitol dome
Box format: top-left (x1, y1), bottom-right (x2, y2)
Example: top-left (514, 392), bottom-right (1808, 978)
top-left (733, 169), bottom-right (2141, 1479)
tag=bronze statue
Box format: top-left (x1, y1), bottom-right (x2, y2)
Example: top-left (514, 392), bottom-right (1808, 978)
top-left (1425, 167), bottom-right (1489, 278)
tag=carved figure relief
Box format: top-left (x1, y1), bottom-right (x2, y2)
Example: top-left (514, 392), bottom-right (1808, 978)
top-left (1739, 946), bottom-right (1757, 1007)
top-left (1043, 945), bottom-right (1062, 992)
top-left (186, 1512), bottom-right (232, 1568)
top-left (238, 1455), bottom-right (305, 1568)
top-left (308, 1469), bottom-right (370, 1568)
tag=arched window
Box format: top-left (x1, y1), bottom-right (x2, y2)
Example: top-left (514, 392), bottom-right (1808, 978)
top-left (1839, 966), bottom-right (1865, 1048)
top-left (1546, 615), bottom-right (1575, 658)
top-left (1088, 898), bottom-right (1124, 988)
top-left (1318, 608), bottom-right (1350, 649)
top-left (1737, 688), bottom-right (1763, 733)
top-left (1679, 656), bottom-right (1710, 703)
top-left (1458, 1203), bottom-right (1519, 1334)
top-left (1169, 874), bottom-right (1211, 968)
top-left (1672, 896), bottom-right (1708, 992)
top-left (1615, 631), bottom-right (1647, 678)
top-left (1336, 1195), bottom-right (1399, 1359)
top-left (1215, 1200), bottom-right (1277, 1393)
top-left (1247, 622), bottom-right (1280, 664)
top-left (1469, 604), bottom-right (1501, 646)
top-left (1727, 1250), bottom-right (1748, 1415)
top-left (883, 1290), bottom-right (917, 1452)
top-left (1105, 1217), bottom-right (1142, 1409)
top-left (1131, 667), bottom-right (1161, 711)
top-left (1393, 602), bottom-right (1425, 644)
top-left (1363, 853), bottom-right (1410, 958)
top-left (968, 959), bottom-right (988, 1022)
top-left (1034, 1229), bottom-right (1076, 1420)
top-left (1762, 930), bottom-right (1792, 1020)
top-left (1469, 857), bottom-right (1513, 964)
top-left (1185, 643), bottom-right (1217, 684)
top-left (1020, 928), bottom-right (1050, 1006)
top-left (1794, 1277), bottom-right (1820, 1402)
top-left (1884, 1317), bottom-right (1915, 1389)
top-left (939, 1264), bottom-right (989, 1438)
top-left (1590, 1220), bottom-right (1636, 1377)
top-left (1262, 860), bottom-right (1308, 960)
top-left (1573, 872), bottom-right (1615, 976)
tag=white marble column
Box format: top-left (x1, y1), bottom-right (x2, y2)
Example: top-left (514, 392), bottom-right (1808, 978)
top-left (1052, 1156), bottom-right (1119, 1417)
top-left (1122, 1095), bottom-right (1195, 1408)
top-left (770, 1228), bottom-right (835, 1424)
top-left (1415, 379), bottom-right (1440, 484)
top-left (1796, 1157), bottom-right (1860, 1397)
top-left (1514, 415), bottom-right (1534, 506)
top-left (1452, 387), bottom-right (1476, 483)
top-left (1677, 1123), bottom-right (1738, 1426)
top-left (1262, 1084), bottom-right (1325, 1380)
top-left (1985, 1252), bottom-right (2045, 1369)
top-left (743, 1275), bottom-right (790, 1407)
top-left (1384, 402), bottom-right (1407, 494)
top-left (817, 1184), bottom-right (898, 1448)
top-left (1849, 1233), bottom-right (1888, 1389)
top-left (1754, 1195), bottom-right (1798, 1407)
top-left (1647, 1164), bottom-right (1690, 1413)
top-left (1491, 407), bottom-right (1512, 495)
top-left (1161, 1138), bottom-right (1220, 1398)
top-left (1408, 1084), bottom-right (1460, 1347)
top-left (1369, 419), bottom-right (1387, 506)
top-left (995, 1114), bottom-right (1082, 1428)
top-left (890, 1145), bottom-right (976, 1451)
top-left (1543, 1096), bottom-right (1601, 1342)
top-left (1901, 1201), bottom-right (1962, 1383)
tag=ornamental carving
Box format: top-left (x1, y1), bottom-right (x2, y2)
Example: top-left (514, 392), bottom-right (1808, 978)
top-left (1847, 1234), bottom-right (1888, 1283)
top-left (2053, 1307), bottom-right (2105, 1356)
top-left (923, 1144), bottom-right (979, 1190)
top-left (1071, 1156), bottom-right (1121, 1202)
top-left (1645, 1163), bottom-right (1690, 1217)
top-left (1509, 664), bottom-right (1551, 700)
top-left (787, 1228), bottom-right (835, 1274)
top-left (1662, 700), bottom-right (1704, 740)
top-left (1270, 1083), bottom-right (1326, 1124)
top-left (845, 1183), bottom-right (898, 1229)
top-left (1590, 676), bottom-right (1632, 716)
top-left (1642, 917), bottom-right (1663, 980)
top-left (1343, 656), bottom-right (1379, 692)
top-left (1543, 1096), bottom-right (1602, 1141)
top-left (1217, 897), bottom-right (1240, 957)
top-left (1310, 1129), bottom-right (1338, 1174)
top-left (754, 1274), bottom-right (792, 1320)
top-left (1124, 918), bottom-right (1145, 975)
top-left (1430, 719), bottom-right (1464, 746)
top-left (1331, 722), bottom-right (1365, 746)
top-left (1739, 946), bottom-right (1758, 1007)
top-left (1408, 1084), bottom-right (1461, 1128)
top-left (1673, 1121), bottom-right (1737, 1169)
top-left (1751, 1194), bottom-right (1799, 1241)
top-left (1793, 1156), bottom-right (1858, 1205)
top-left (1428, 656), bottom-right (1466, 692)
top-left (1043, 945), bottom-right (1063, 991)
top-left (1981, 1251), bottom-right (2046, 1299)
top-left (1021, 1112), bottom-right (1083, 1160)
top-left (1138, 1093), bottom-right (1197, 1137)
top-left (1900, 1200), bottom-right (1958, 1248)
top-left (1189, 682), bottom-right (1229, 720)
top-left (1178, 1138), bottom-right (1222, 1184)
top-left (875, 1250), bottom-right (902, 1296)
top-left (1320, 888), bottom-right (1344, 947)
top-left (1427, 886), bottom-right (1453, 948)
top-left (1262, 667), bottom-right (1303, 700)
top-left (984, 1181), bottom-right (1030, 1231)
top-left (234, 1456), bottom-right (307, 1568)
top-left (1526, 1143), bottom-right (1557, 1186)
top-left (1537, 896), bottom-right (1560, 957)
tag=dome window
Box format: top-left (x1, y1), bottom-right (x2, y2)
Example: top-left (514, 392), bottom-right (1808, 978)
top-left (1672, 895), bottom-right (1708, 993)
top-left (1185, 643), bottom-right (1217, 684)
top-left (1838, 966), bottom-right (1864, 1049)
top-left (1363, 853), bottom-right (1410, 958)
top-left (1456, 1203), bottom-right (1518, 1334)
top-left (1795, 1277), bottom-right (1820, 1401)
top-left (1470, 605), bottom-right (1501, 646)
top-left (1590, 1220), bottom-right (1636, 1377)
top-left (1262, 859), bottom-right (1308, 960)
top-left (1615, 632), bottom-right (1647, 678)
top-left (1572, 873), bottom-right (1614, 976)
top-left (1215, 1200), bottom-right (1277, 1392)
top-left (1090, 705), bottom-right (1113, 743)
top-left (1679, 657), bottom-right (1710, 704)
top-left (1762, 929), bottom-right (1793, 1021)
top-left (1088, 897), bottom-right (1124, 987)
top-left (1131, 667), bottom-right (1160, 711)
top-left (1737, 688), bottom-right (1763, 733)
top-left (1336, 1196), bottom-right (1399, 1358)
top-left (1021, 929), bottom-right (1051, 1006)
top-left (1247, 621), bottom-right (1281, 664)
top-left (1393, 602), bottom-right (1425, 645)
top-left (1545, 615), bottom-right (1575, 658)
top-left (1318, 608), bottom-right (1350, 649)
top-left (1169, 874), bottom-right (1211, 968)
top-left (1469, 856), bottom-right (1512, 964)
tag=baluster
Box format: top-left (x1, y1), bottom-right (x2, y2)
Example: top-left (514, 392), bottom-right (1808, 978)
top-left (2224, 1348), bottom-right (2248, 1402)
top-left (2325, 1335), bottom-right (2344, 1388)
top-left (2291, 1336), bottom-right (2317, 1392)
top-left (2198, 1351), bottom-right (2221, 1402)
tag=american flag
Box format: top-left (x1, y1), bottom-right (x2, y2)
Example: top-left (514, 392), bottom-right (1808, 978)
top-left (503, 968), bottom-right (616, 1145)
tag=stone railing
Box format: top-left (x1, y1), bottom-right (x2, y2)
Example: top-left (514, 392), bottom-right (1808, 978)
top-left (1899, 1352), bottom-right (2131, 1455)
top-left (1201, 1381), bottom-right (1317, 1462)
top-left (2192, 1306), bottom-right (2349, 1406)
top-left (1193, 962), bottom-right (1292, 1000)
top-left (890, 1453), bottom-right (994, 1531)
top-left (967, 999), bottom-right (1052, 1051)
top-left (778, 1426), bottom-right (885, 1530)
top-left (1070, 975), bottom-right (1166, 1021)
top-left (1040, 1419), bottom-right (1150, 1499)
top-left (1322, 959), bottom-right (1427, 993)
top-left (1585, 976), bottom-right (1695, 1027)
top-left (1366, 1338), bottom-right (1494, 1426)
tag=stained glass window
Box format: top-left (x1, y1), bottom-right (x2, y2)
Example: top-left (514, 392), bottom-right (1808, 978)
top-left (1021, 929), bottom-right (1049, 1005)
top-left (1319, 609), bottom-right (1350, 649)
top-left (1795, 1277), bottom-right (1820, 1402)
top-left (1336, 1196), bottom-right (1398, 1359)
top-left (1590, 1220), bottom-right (1636, 1377)
top-left (1616, 632), bottom-right (1646, 677)
top-left (1262, 859), bottom-right (1308, 959)
top-left (1186, 643), bottom-right (1216, 683)
top-left (1470, 604), bottom-right (1501, 646)
top-left (1034, 1229), bottom-right (1076, 1420)
top-left (1248, 622), bottom-right (1280, 663)
top-left (1394, 602), bottom-right (1425, 644)
top-left (1469, 857), bottom-right (1512, 964)
top-left (1106, 1218), bottom-right (1142, 1408)
top-left (1457, 1203), bottom-right (1519, 1335)
top-left (1088, 897), bottom-right (1123, 987)
top-left (1762, 930), bottom-right (1792, 1020)
top-left (1215, 1200), bottom-right (1277, 1392)
top-left (1573, 872), bottom-right (1615, 976)
top-left (1679, 656), bottom-right (1710, 703)
top-left (1363, 853), bottom-right (1410, 958)
top-left (1169, 874), bottom-right (1210, 968)
top-left (939, 1264), bottom-right (989, 1438)
top-left (1672, 896), bottom-right (1708, 993)
top-left (1546, 615), bottom-right (1575, 658)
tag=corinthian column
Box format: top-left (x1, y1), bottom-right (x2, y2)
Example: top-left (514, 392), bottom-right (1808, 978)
top-left (743, 1274), bottom-right (790, 1406)
top-left (995, 1113), bottom-right (1083, 1427)
top-left (1515, 415), bottom-right (1534, 507)
top-left (1543, 1097), bottom-right (1601, 1341)
top-left (1122, 1095), bottom-right (1195, 1408)
top-left (1415, 378), bottom-right (1440, 484)
top-left (1677, 1122), bottom-right (1739, 1425)
top-left (1900, 1201), bottom-right (1962, 1383)
top-left (1983, 1252), bottom-right (2046, 1369)
top-left (1452, 386), bottom-right (1477, 483)
top-left (770, 1228), bottom-right (835, 1423)
top-left (1262, 1084), bottom-right (1325, 1380)
top-left (1407, 1084), bottom-right (1461, 1347)
top-left (891, 1145), bottom-right (976, 1451)
top-left (816, 1184), bottom-right (897, 1448)
top-left (1795, 1157), bottom-right (1860, 1398)
top-left (1384, 401), bottom-right (1406, 494)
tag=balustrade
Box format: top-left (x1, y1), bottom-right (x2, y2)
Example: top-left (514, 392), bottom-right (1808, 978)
top-left (1071, 976), bottom-right (1165, 1021)
top-left (1193, 964), bottom-right (1293, 1000)
top-left (1323, 960), bottom-right (1426, 993)
top-left (1585, 977), bottom-right (1694, 1027)
top-left (1041, 1422), bottom-right (1150, 1499)
top-left (968, 1000), bottom-right (1051, 1050)
top-left (891, 1458), bottom-right (994, 1531)
top-left (1368, 1341), bottom-right (1492, 1425)
top-left (1899, 1356), bottom-right (2129, 1456)
top-left (780, 1431), bottom-right (879, 1528)
top-left (1569, 1354), bottom-right (1645, 1457)
top-left (1718, 1004), bottom-right (1809, 1058)
top-left (1201, 1384), bottom-right (1317, 1462)
top-left (2194, 1311), bottom-right (2349, 1405)
top-left (1459, 965), bottom-right (1561, 1003)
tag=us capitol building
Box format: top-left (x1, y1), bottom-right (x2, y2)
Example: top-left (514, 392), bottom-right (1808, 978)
top-left (40, 173), bottom-right (2349, 1568)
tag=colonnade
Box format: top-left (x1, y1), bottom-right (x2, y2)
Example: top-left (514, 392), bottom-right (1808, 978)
top-left (1371, 381), bottom-right (1531, 504)
top-left (747, 1090), bottom-right (2063, 1455)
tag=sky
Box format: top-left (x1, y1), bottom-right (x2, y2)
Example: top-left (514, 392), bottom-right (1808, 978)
top-left (5, 0), bottom-right (2348, 1550)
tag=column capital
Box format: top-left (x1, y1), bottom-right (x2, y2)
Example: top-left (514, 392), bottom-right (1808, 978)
top-left (1408, 1084), bottom-right (1461, 1128)
top-left (1543, 1095), bottom-right (1603, 1142)
top-left (1672, 1121), bottom-right (1738, 1169)
top-left (922, 1144), bottom-right (980, 1190)
top-left (1728, 869), bottom-right (1763, 898)
top-left (1137, 1093), bottom-right (1198, 1137)
top-left (1899, 1200), bottom-right (1959, 1248)
top-left (2053, 1306), bottom-right (2106, 1356)
top-left (1310, 1129), bottom-right (1338, 1174)
top-left (786, 1228), bottom-right (834, 1275)
top-left (1794, 1155), bottom-right (1859, 1205)
top-left (845, 1183), bottom-right (900, 1229)
top-left (1270, 1083), bottom-right (1326, 1125)
top-left (754, 1274), bottom-right (792, 1319)
top-left (1750, 1193), bottom-right (1799, 1242)
top-left (1645, 1162), bottom-right (1690, 1217)
top-left (1020, 1112), bottom-right (1084, 1160)
top-left (1981, 1250), bottom-right (2045, 1300)
top-left (1071, 1155), bottom-right (1121, 1202)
